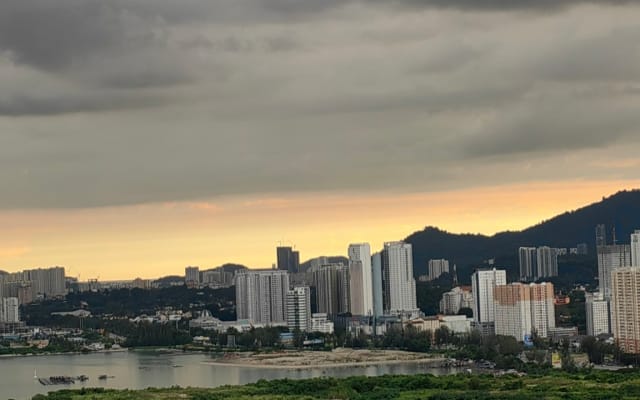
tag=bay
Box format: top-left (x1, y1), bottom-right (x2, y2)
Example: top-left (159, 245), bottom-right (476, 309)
top-left (0, 351), bottom-right (461, 400)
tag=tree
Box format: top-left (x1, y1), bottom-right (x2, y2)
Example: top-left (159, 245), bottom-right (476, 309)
top-left (434, 326), bottom-right (452, 347)
top-left (560, 339), bottom-right (577, 372)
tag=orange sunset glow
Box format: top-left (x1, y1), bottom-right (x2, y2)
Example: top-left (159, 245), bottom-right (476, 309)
top-left (1, 180), bottom-right (638, 280)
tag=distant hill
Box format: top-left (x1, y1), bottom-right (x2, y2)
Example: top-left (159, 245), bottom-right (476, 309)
top-left (202, 263), bottom-right (248, 273)
top-left (406, 189), bottom-right (640, 283)
top-left (299, 256), bottom-right (349, 272)
top-left (153, 275), bottom-right (185, 288)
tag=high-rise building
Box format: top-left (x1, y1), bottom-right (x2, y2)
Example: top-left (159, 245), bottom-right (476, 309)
top-left (519, 247), bottom-right (537, 281)
top-left (0, 297), bottom-right (19, 323)
top-left (598, 244), bottom-right (632, 300)
top-left (493, 284), bottom-right (532, 341)
top-left (235, 270), bottom-right (289, 325)
top-left (585, 292), bottom-right (610, 336)
top-left (381, 241), bottom-right (419, 319)
top-left (596, 224), bottom-right (607, 247)
top-left (536, 247), bottom-right (559, 279)
top-left (440, 286), bottom-right (473, 315)
top-left (286, 286), bottom-right (311, 332)
top-left (185, 266), bottom-right (200, 285)
top-left (348, 243), bottom-right (374, 316)
top-left (311, 264), bottom-right (350, 316)
top-left (528, 282), bottom-right (556, 338)
top-left (427, 259), bottom-right (450, 281)
top-left (371, 252), bottom-right (384, 318)
top-left (631, 230), bottom-right (640, 267)
top-left (277, 246), bottom-right (300, 273)
top-left (493, 282), bottom-right (555, 340)
top-left (611, 267), bottom-right (640, 353)
top-left (13, 267), bottom-right (66, 299)
top-left (471, 268), bottom-right (507, 332)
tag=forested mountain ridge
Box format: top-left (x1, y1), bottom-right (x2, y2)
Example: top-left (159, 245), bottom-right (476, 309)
top-left (406, 189), bottom-right (640, 280)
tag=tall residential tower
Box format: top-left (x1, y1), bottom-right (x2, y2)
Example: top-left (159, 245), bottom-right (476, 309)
top-left (348, 243), bottom-right (374, 316)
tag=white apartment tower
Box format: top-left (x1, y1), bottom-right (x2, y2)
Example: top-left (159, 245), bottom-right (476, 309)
top-left (493, 282), bottom-right (555, 341)
top-left (494, 284), bottom-right (532, 341)
top-left (235, 270), bottom-right (289, 325)
top-left (381, 241), bottom-right (419, 319)
top-left (348, 243), bottom-right (374, 316)
top-left (631, 230), bottom-right (640, 267)
top-left (529, 282), bottom-right (556, 338)
top-left (286, 286), bottom-right (312, 332)
top-left (0, 297), bottom-right (20, 323)
top-left (611, 267), bottom-right (640, 354)
top-left (585, 292), bottom-right (610, 336)
top-left (472, 268), bottom-right (507, 326)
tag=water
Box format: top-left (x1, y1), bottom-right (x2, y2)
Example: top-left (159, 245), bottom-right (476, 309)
top-left (0, 351), bottom-right (459, 400)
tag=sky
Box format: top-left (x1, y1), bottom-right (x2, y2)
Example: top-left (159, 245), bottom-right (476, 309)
top-left (1, 1), bottom-right (640, 279)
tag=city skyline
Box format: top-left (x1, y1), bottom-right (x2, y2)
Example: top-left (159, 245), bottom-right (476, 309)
top-left (1, 182), bottom-right (639, 281)
top-left (2, 1), bottom-right (640, 281)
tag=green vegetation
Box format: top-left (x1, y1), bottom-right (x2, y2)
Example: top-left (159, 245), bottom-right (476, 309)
top-left (23, 286), bottom-right (236, 325)
top-left (406, 189), bottom-right (640, 282)
top-left (32, 369), bottom-right (640, 400)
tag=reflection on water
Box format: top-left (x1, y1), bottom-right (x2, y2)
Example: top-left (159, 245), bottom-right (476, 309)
top-left (0, 351), bottom-right (460, 400)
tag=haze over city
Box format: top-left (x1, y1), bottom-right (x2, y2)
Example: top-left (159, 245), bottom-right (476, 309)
top-left (2, 1), bottom-right (640, 279)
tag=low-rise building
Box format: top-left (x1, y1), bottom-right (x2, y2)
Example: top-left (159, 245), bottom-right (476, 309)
top-left (439, 286), bottom-right (473, 315)
top-left (311, 313), bottom-right (334, 334)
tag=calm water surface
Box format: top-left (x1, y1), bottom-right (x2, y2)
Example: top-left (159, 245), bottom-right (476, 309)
top-left (0, 351), bottom-right (460, 400)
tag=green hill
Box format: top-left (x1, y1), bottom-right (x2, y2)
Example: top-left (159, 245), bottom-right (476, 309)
top-left (406, 189), bottom-right (640, 284)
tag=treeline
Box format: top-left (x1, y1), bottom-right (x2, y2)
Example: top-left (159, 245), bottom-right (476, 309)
top-left (125, 322), bottom-right (192, 347)
top-left (22, 285), bottom-right (236, 326)
top-left (32, 369), bottom-right (640, 400)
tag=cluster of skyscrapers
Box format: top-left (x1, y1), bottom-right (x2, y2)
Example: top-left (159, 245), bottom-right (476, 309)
top-left (518, 246), bottom-right (561, 281)
top-left (185, 265), bottom-right (235, 288)
top-left (235, 241), bottom-right (419, 333)
top-left (0, 267), bottom-right (66, 306)
top-left (585, 226), bottom-right (640, 353)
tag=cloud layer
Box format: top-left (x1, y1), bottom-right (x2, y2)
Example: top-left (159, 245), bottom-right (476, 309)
top-left (1, 1), bottom-right (639, 208)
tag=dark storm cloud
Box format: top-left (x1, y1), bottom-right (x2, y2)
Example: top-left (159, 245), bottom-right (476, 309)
top-left (1, 1), bottom-right (640, 208)
top-left (0, 1), bottom-right (133, 70)
top-left (0, 93), bottom-right (166, 116)
top-left (373, 0), bottom-right (634, 11)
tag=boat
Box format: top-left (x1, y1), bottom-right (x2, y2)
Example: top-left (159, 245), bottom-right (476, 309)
top-left (49, 376), bottom-right (75, 385)
top-left (98, 374), bottom-right (108, 380)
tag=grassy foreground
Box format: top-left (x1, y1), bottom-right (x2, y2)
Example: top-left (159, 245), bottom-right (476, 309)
top-left (33, 370), bottom-right (640, 400)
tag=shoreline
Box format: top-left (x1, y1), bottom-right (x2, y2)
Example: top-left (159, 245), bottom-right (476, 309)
top-left (0, 347), bottom-right (129, 359)
top-left (203, 356), bottom-right (447, 370)
top-left (201, 349), bottom-right (448, 370)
